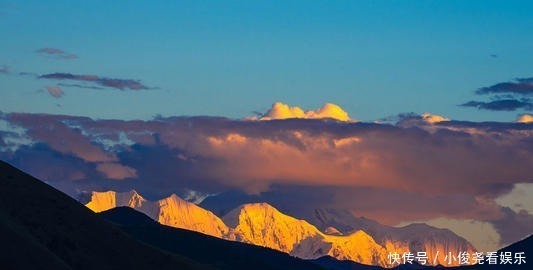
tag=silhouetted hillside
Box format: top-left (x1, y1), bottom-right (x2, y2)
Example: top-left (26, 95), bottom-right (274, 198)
top-left (0, 161), bottom-right (213, 270)
top-left (310, 255), bottom-right (384, 270)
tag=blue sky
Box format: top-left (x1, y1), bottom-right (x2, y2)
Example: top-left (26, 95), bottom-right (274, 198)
top-left (1, 0), bottom-right (533, 121)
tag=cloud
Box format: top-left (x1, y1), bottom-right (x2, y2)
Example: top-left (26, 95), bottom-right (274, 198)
top-left (462, 77), bottom-right (533, 113)
top-left (6, 113), bottom-right (117, 163)
top-left (0, 65), bottom-right (8, 74)
top-left (491, 207), bottom-right (533, 247)
top-left (258, 102), bottom-right (353, 121)
top-left (39, 72), bottom-right (150, 90)
top-left (96, 162), bottom-right (137, 180)
top-left (460, 99), bottom-right (533, 111)
top-left (57, 83), bottom-right (104, 90)
top-left (1, 112), bottom-right (531, 248)
top-left (18, 71), bottom-right (37, 77)
top-left (0, 3), bottom-right (17, 16)
top-left (394, 112), bottom-right (453, 129)
top-left (46, 86), bottom-right (64, 98)
top-left (476, 78), bottom-right (533, 95)
top-left (421, 113), bottom-right (450, 124)
top-left (420, 218), bottom-right (501, 252)
top-left (36, 48), bottom-right (78, 59)
top-left (517, 114), bottom-right (533, 123)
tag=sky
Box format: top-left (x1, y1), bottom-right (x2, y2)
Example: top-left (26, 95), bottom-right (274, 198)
top-left (1, 0), bottom-right (533, 121)
top-left (1, 0), bottom-right (532, 253)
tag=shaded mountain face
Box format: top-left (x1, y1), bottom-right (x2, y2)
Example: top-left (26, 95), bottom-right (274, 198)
top-left (0, 161), bottom-right (212, 270)
top-left (99, 207), bottom-right (324, 270)
top-left (85, 190), bottom-right (477, 267)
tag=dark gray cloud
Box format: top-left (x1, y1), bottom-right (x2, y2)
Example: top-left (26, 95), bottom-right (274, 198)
top-left (460, 99), bottom-right (533, 111)
top-left (36, 48), bottom-right (78, 59)
top-left (476, 78), bottom-right (533, 95)
top-left (491, 207), bottom-right (533, 247)
top-left (39, 72), bottom-right (150, 90)
top-left (462, 77), bottom-right (533, 112)
top-left (516, 77), bottom-right (533, 84)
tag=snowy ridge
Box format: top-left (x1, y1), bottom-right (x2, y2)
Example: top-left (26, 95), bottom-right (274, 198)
top-left (85, 190), bottom-right (228, 237)
top-left (309, 209), bottom-right (477, 266)
top-left (84, 190), bottom-right (475, 267)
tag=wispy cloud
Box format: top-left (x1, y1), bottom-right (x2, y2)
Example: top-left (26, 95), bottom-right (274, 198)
top-left (460, 99), bottom-right (533, 111)
top-left (462, 77), bottom-right (533, 112)
top-left (0, 65), bottom-right (9, 74)
top-left (36, 48), bottom-right (78, 59)
top-left (476, 78), bottom-right (533, 95)
top-left (57, 83), bottom-right (104, 90)
top-left (18, 71), bottom-right (37, 77)
top-left (39, 72), bottom-right (151, 90)
top-left (96, 162), bottom-right (137, 180)
top-left (0, 3), bottom-right (17, 16)
top-left (46, 86), bottom-right (64, 98)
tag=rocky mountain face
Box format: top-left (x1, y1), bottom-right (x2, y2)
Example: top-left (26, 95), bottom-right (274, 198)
top-left (84, 190), bottom-right (476, 267)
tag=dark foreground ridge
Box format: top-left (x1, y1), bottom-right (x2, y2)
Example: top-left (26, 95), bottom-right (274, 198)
top-left (0, 160), bottom-right (212, 270)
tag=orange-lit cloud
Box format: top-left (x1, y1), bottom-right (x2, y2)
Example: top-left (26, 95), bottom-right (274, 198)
top-left (46, 86), bottom-right (64, 98)
top-left (259, 102), bottom-right (353, 121)
top-left (421, 113), bottom-right (450, 124)
top-left (517, 113), bottom-right (533, 123)
top-left (96, 162), bottom-right (137, 180)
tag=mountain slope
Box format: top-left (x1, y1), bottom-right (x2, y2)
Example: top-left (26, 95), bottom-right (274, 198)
top-left (86, 192), bottom-right (390, 266)
top-left (0, 161), bottom-right (213, 270)
top-left (223, 203), bottom-right (389, 266)
top-left (85, 190), bottom-right (229, 237)
top-left (309, 209), bottom-right (476, 266)
top-left (99, 207), bottom-right (325, 270)
top-left (84, 190), bottom-right (478, 267)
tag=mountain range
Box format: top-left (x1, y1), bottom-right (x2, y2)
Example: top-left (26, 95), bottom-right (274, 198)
top-left (0, 160), bottom-right (530, 270)
top-left (83, 189), bottom-right (476, 267)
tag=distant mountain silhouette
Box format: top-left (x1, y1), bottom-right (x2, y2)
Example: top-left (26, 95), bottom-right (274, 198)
top-left (99, 206), bottom-right (324, 270)
top-left (0, 161), bottom-right (212, 270)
